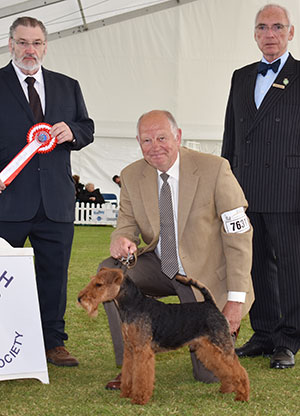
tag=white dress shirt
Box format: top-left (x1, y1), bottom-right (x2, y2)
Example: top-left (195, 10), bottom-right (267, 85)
top-left (12, 61), bottom-right (46, 114)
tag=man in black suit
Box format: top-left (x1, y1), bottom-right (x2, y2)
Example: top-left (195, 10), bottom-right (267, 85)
top-left (222, 4), bottom-right (300, 369)
top-left (0, 17), bottom-right (94, 366)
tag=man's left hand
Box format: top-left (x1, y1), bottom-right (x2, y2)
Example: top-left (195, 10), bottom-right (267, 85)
top-left (222, 301), bottom-right (242, 335)
top-left (50, 122), bottom-right (73, 144)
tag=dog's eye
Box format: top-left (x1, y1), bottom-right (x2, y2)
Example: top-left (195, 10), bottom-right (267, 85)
top-left (95, 283), bottom-right (102, 288)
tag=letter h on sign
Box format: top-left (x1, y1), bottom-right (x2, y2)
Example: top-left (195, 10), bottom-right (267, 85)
top-left (0, 270), bottom-right (14, 288)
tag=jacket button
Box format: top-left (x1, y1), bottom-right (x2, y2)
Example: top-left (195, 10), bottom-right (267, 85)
top-left (275, 117), bottom-right (280, 122)
top-left (265, 163), bottom-right (270, 168)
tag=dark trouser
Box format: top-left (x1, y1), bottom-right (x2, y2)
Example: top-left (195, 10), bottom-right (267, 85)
top-left (248, 212), bottom-right (300, 354)
top-left (0, 201), bottom-right (74, 350)
top-left (100, 251), bottom-right (218, 383)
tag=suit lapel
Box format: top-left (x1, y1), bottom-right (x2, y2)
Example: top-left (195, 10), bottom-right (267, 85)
top-left (178, 148), bottom-right (200, 242)
top-left (3, 62), bottom-right (34, 122)
top-left (244, 66), bottom-right (258, 120)
top-left (139, 162), bottom-right (160, 239)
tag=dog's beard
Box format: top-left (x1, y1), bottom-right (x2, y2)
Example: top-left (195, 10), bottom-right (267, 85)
top-left (78, 300), bottom-right (99, 317)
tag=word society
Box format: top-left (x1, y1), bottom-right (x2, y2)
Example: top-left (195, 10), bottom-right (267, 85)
top-left (0, 331), bottom-right (23, 368)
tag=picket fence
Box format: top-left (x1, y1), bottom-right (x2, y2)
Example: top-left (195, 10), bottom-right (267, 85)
top-left (74, 202), bottom-right (118, 226)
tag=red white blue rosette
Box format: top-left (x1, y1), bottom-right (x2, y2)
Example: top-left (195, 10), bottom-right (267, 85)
top-left (0, 123), bottom-right (57, 186)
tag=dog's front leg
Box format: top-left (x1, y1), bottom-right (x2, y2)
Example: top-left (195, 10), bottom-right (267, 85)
top-left (130, 343), bottom-right (155, 405)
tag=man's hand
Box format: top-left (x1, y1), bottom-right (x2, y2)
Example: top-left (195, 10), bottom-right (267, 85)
top-left (110, 237), bottom-right (137, 259)
top-left (222, 301), bottom-right (242, 335)
top-left (0, 179), bottom-right (6, 193)
top-left (50, 122), bottom-right (73, 144)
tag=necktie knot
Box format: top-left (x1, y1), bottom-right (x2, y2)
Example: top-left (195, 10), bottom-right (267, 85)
top-left (257, 59), bottom-right (281, 77)
top-left (160, 172), bottom-right (169, 183)
top-left (25, 76), bottom-right (36, 87)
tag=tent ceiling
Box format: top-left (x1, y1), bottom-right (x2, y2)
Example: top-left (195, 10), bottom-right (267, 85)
top-left (0, 0), bottom-right (195, 53)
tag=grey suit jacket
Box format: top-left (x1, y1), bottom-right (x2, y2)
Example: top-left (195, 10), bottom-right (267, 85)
top-left (222, 54), bottom-right (300, 212)
top-left (0, 62), bottom-right (94, 222)
top-left (112, 147), bottom-right (254, 316)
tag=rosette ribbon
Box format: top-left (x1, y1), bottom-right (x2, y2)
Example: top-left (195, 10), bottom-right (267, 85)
top-left (0, 123), bottom-right (57, 186)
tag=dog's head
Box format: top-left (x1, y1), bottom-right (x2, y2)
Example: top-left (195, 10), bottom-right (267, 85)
top-left (77, 267), bottom-right (124, 317)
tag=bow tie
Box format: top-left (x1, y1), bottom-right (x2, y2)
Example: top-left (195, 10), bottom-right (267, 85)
top-left (257, 59), bottom-right (281, 76)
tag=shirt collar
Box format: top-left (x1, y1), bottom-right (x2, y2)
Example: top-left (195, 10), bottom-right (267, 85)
top-left (157, 152), bottom-right (180, 181)
top-left (12, 61), bottom-right (43, 84)
top-left (261, 50), bottom-right (289, 67)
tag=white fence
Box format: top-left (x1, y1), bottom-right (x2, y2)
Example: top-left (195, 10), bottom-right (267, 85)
top-left (74, 202), bottom-right (118, 226)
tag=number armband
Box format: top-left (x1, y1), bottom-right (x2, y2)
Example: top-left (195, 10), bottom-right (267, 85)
top-left (221, 207), bottom-right (250, 234)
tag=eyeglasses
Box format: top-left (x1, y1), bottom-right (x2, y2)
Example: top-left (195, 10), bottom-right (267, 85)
top-left (255, 23), bottom-right (290, 33)
top-left (13, 39), bottom-right (46, 49)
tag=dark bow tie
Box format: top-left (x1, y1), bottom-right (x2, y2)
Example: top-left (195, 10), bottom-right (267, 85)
top-left (257, 59), bottom-right (281, 76)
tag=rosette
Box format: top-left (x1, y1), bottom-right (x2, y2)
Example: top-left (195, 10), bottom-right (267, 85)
top-left (0, 123), bottom-right (57, 186)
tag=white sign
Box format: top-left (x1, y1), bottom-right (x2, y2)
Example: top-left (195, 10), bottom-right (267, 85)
top-left (0, 238), bottom-right (49, 384)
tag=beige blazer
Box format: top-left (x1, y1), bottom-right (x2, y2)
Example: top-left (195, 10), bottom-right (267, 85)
top-left (112, 147), bottom-right (254, 316)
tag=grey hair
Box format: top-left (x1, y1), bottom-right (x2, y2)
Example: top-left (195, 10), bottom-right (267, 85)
top-left (9, 16), bottom-right (48, 40)
top-left (136, 110), bottom-right (179, 140)
top-left (255, 4), bottom-right (291, 27)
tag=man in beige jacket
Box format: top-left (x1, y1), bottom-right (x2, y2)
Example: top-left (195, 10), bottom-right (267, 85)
top-left (100, 110), bottom-right (254, 390)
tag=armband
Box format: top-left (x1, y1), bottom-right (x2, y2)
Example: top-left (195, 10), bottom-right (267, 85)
top-left (221, 207), bottom-right (250, 234)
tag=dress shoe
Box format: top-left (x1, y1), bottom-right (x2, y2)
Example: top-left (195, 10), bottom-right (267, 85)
top-left (46, 346), bottom-right (79, 367)
top-left (105, 372), bottom-right (121, 390)
top-left (270, 347), bottom-right (295, 369)
top-left (235, 340), bottom-right (274, 357)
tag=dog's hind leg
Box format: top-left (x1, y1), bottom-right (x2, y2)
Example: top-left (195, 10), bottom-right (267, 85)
top-left (193, 337), bottom-right (250, 402)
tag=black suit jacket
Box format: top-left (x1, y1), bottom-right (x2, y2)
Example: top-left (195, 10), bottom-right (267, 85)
top-left (0, 62), bottom-right (94, 222)
top-left (222, 54), bottom-right (300, 212)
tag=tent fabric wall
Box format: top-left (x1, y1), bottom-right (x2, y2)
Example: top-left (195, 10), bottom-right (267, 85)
top-left (0, 0), bottom-right (299, 193)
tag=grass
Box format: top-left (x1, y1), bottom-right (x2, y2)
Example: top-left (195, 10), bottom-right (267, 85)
top-left (1, 225), bottom-right (300, 415)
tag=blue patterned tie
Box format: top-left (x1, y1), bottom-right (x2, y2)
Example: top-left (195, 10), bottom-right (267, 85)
top-left (159, 173), bottom-right (179, 279)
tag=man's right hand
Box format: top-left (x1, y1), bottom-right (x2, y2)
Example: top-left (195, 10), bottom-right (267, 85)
top-left (110, 237), bottom-right (137, 260)
top-left (0, 179), bottom-right (6, 193)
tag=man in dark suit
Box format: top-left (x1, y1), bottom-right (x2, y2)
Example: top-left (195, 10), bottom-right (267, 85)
top-left (222, 4), bottom-right (300, 369)
top-left (0, 17), bottom-right (94, 366)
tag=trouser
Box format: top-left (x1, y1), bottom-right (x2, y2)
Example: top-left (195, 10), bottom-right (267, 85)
top-left (248, 212), bottom-right (300, 354)
top-left (100, 251), bottom-right (218, 383)
top-left (0, 201), bottom-right (74, 350)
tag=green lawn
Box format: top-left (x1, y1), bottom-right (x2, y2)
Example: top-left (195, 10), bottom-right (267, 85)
top-left (1, 226), bottom-right (299, 416)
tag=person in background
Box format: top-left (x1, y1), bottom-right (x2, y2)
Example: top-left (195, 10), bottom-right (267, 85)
top-left (112, 174), bottom-right (121, 188)
top-left (222, 4), bottom-right (300, 369)
top-left (78, 182), bottom-right (105, 206)
top-left (0, 16), bottom-right (94, 366)
top-left (98, 109), bottom-right (254, 390)
top-left (73, 174), bottom-right (84, 201)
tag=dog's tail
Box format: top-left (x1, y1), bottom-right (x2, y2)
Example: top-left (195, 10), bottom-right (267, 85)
top-left (175, 275), bottom-right (216, 304)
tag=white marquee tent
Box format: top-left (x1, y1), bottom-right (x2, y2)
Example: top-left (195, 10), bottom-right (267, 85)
top-left (0, 0), bottom-right (300, 197)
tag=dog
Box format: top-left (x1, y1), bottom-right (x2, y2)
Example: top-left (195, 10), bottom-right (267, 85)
top-left (78, 267), bottom-right (250, 404)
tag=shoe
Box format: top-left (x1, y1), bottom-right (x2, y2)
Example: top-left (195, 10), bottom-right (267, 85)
top-left (235, 340), bottom-right (274, 357)
top-left (46, 346), bottom-right (79, 367)
top-left (270, 347), bottom-right (295, 369)
top-left (105, 372), bottom-right (121, 390)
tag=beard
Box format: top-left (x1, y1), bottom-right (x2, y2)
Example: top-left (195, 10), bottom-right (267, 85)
top-left (11, 51), bottom-right (42, 73)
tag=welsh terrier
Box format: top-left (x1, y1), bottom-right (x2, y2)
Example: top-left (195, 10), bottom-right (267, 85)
top-left (78, 267), bottom-right (250, 405)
